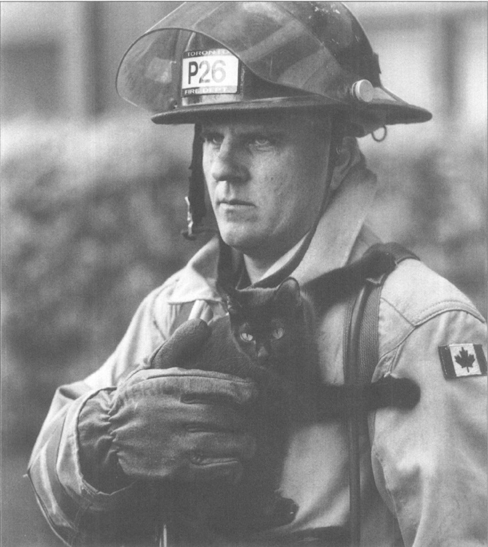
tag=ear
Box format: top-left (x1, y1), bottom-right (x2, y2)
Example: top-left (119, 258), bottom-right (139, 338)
top-left (275, 277), bottom-right (301, 308)
top-left (330, 137), bottom-right (358, 192)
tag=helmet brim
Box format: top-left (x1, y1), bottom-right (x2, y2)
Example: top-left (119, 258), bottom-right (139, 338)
top-left (151, 92), bottom-right (432, 136)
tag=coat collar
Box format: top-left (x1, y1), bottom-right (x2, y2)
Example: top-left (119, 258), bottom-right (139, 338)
top-left (167, 149), bottom-right (378, 304)
top-left (291, 154), bottom-right (377, 286)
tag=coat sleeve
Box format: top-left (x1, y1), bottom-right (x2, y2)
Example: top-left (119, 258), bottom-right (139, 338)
top-left (370, 298), bottom-right (487, 547)
top-left (26, 283), bottom-right (182, 546)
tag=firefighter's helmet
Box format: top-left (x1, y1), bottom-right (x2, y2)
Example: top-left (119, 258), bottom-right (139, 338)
top-left (116, 1), bottom-right (432, 137)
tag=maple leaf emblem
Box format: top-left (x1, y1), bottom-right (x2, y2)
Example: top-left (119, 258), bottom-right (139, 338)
top-left (454, 347), bottom-right (476, 371)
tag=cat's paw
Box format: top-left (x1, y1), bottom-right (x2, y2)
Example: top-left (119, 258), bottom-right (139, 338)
top-left (150, 319), bottom-right (211, 369)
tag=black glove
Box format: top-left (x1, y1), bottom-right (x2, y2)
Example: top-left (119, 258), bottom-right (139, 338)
top-left (78, 320), bottom-right (257, 492)
top-left (109, 367), bottom-right (257, 483)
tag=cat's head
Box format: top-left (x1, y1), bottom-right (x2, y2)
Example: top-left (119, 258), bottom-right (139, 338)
top-left (226, 278), bottom-right (302, 368)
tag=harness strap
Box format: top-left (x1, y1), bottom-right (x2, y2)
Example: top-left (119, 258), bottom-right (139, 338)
top-left (344, 242), bottom-right (418, 547)
top-left (357, 242), bottom-right (419, 387)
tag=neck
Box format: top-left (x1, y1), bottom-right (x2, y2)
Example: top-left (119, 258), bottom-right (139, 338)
top-left (243, 255), bottom-right (273, 284)
top-left (243, 232), bottom-right (311, 284)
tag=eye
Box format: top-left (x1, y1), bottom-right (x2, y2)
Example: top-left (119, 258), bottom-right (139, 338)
top-left (271, 327), bottom-right (285, 340)
top-left (248, 134), bottom-right (275, 149)
top-left (240, 332), bottom-right (254, 342)
top-left (201, 131), bottom-right (223, 147)
top-left (252, 135), bottom-right (272, 146)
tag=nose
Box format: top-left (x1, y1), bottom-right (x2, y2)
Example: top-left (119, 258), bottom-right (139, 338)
top-left (209, 138), bottom-right (248, 184)
top-left (257, 345), bottom-right (270, 364)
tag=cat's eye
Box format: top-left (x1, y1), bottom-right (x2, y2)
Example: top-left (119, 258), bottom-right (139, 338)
top-left (271, 327), bottom-right (285, 340)
top-left (240, 332), bottom-right (254, 342)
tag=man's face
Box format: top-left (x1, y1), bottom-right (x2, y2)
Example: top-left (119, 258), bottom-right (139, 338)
top-left (202, 113), bottom-right (331, 262)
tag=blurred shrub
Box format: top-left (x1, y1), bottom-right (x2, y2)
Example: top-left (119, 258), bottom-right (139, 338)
top-left (1, 115), bottom-right (204, 446)
top-left (366, 128), bottom-right (487, 317)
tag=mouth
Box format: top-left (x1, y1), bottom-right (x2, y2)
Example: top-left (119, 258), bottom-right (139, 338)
top-left (218, 198), bottom-right (255, 208)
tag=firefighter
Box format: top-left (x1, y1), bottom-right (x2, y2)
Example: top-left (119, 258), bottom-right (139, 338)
top-left (28, 3), bottom-right (487, 546)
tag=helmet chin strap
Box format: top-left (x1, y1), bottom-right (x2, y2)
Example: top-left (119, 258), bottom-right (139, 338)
top-left (182, 123), bottom-right (213, 240)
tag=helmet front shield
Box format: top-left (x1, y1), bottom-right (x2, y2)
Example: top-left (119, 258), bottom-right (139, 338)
top-left (117, 2), bottom-right (431, 131)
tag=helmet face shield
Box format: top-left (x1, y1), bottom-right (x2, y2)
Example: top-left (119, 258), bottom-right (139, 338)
top-left (117, 1), bottom-right (432, 133)
top-left (117, 2), bottom-right (343, 110)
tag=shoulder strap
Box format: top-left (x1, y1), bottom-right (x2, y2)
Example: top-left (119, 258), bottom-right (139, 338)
top-left (352, 242), bottom-right (419, 385)
top-left (353, 243), bottom-right (419, 384)
top-left (344, 242), bottom-right (418, 547)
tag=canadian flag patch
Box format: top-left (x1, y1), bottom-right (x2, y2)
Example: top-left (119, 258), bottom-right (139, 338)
top-left (438, 344), bottom-right (487, 379)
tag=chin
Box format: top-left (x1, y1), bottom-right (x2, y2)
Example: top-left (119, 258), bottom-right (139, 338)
top-left (219, 227), bottom-right (262, 254)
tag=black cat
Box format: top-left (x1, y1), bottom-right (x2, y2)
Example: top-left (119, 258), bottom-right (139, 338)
top-left (151, 279), bottom-right (312, 539)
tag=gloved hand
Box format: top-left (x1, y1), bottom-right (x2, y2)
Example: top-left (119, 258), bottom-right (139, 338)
top-left (109, 367), bottom-right (257, 484)
top-left (78, 319), bottom-right (258, 491)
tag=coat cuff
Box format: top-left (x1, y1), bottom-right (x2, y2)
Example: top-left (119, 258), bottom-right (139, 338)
top-left (77, 388), bottom-right (133, 493)
top-left (57, 389), bottom-right (136, 512)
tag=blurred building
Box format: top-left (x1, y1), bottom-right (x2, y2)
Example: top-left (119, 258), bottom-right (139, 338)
top-left (2, 2), bottom-right (487, 141)
top-left (1, 3), bottom-right (176, 119)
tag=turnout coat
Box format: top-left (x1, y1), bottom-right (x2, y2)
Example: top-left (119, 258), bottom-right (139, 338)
top-left (28, 153), bottom-right (487, 547)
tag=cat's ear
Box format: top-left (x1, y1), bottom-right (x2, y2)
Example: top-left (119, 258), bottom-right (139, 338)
top-left (224, 286), bottom-right (242, 316)
top-left (275, 277), bottom-right (301, 309)
top-left (227, 299), bottom-right (241, 316)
